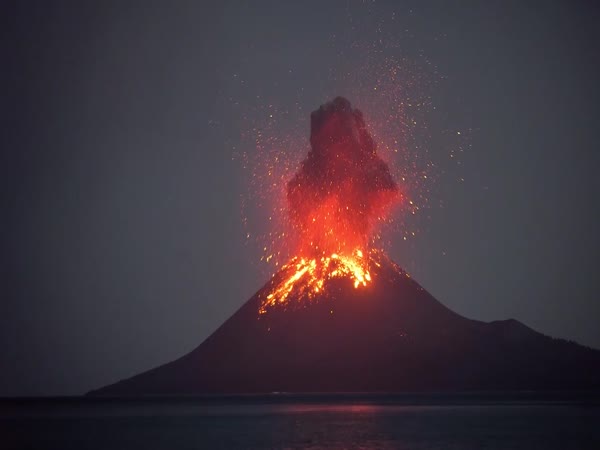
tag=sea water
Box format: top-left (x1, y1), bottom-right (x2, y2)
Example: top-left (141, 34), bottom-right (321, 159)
top-left (2, 394), bottom-right (599, 449)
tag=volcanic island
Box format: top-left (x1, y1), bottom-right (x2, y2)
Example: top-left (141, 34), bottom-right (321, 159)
top-left (90, 97), bottom-right (600, 395)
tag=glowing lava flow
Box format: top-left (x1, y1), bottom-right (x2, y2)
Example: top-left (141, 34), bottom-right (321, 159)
top-left (259, 249), bottom-right (372, 314)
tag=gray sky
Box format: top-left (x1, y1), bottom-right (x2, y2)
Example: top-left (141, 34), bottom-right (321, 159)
top-left (2, 0), bottom-right (599, 395)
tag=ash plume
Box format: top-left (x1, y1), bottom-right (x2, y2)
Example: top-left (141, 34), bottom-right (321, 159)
top-left (287, 97), bottom-right (399, 254)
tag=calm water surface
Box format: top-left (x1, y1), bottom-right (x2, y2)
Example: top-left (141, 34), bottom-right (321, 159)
top-left (2, 395), bottom-right (599, 449)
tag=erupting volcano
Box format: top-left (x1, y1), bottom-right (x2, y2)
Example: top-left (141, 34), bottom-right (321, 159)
top-left (260, 97), bottom-right (399, 313)
top-left (90, 98), bottom-right (600, 396)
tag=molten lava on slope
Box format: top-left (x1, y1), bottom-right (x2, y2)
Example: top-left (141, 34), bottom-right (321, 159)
top-left (260, 97), bottom-right (401, 313)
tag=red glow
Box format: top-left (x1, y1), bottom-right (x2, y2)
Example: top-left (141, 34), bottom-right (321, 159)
top-left (259, 98), bottom-right (401, 313)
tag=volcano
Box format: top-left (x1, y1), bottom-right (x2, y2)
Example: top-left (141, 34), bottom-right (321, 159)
top-left (90, 255), bottom-right (600, 395)
top-left (90, 97), bottom-right (600, 395)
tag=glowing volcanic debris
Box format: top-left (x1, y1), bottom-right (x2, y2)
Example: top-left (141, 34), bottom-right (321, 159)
top-left (259, 97), bottom-right (401, 313)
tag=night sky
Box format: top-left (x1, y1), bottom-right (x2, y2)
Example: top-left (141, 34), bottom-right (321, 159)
top-left (2, 1), bottom-right (599, 396)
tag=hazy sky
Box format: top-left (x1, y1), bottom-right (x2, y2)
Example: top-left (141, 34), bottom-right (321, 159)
top-left (2, 0), bottom-right (599, 396)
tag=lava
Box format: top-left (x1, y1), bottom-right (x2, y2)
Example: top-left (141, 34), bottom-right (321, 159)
top-left (260, 97), bottom-right (400, 313)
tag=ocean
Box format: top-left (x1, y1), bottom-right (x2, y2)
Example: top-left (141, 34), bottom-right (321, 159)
top-left (2, 394), bottom-right (599, 449)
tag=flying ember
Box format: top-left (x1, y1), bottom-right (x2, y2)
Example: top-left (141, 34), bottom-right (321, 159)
top-left (260, 97), bottom-right (401, 313)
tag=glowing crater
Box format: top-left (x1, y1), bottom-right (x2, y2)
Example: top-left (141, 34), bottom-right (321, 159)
top-left (259, 248), bottom-right (372, 314)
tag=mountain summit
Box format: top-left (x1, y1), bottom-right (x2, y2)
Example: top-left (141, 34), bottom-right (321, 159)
top-left (89, 256), bottom-right (600, 395)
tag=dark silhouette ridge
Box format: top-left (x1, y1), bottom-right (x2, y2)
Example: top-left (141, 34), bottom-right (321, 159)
top-left (89, 257), bottom-right (600, 395)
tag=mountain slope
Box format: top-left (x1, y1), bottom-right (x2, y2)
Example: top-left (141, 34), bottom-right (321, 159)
top-left (89, 259), bottom-right (600, 395)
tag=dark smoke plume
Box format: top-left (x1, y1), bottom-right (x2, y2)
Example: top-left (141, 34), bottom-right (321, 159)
top-left (287, 97), bottom-right (399, 254)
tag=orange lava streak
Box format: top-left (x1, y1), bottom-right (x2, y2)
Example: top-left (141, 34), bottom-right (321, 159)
top-left (259, 249), bottom-right (371, 314)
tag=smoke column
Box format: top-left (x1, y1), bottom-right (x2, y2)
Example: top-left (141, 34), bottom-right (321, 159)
top-left (287, 97), bottom-right (400, 256)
